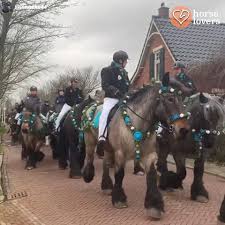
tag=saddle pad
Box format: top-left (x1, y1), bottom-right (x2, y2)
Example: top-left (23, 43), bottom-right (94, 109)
top-left (92, 111), bottom-right (102, 129)
top-left (92, 104), bottom-right (120, 129)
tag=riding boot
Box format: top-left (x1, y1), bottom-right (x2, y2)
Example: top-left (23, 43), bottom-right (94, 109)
top-left (96, 138), bottom-right (105, 158)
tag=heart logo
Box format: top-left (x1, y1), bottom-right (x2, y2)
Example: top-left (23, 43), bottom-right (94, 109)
top-left (170, 6), bottom-right (192, 29)
top-left (173, 9), bottom-right (190, 25)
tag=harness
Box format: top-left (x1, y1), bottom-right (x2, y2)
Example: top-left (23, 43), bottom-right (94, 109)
top-left (120, 86), bottom-right (189, 161)
top-left (20, 112), bottom-right (47, 136)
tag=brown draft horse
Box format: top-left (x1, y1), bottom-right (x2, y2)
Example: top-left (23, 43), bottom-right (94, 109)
top-left (82, 73), bottom-right (190, 220)
top-left (21, 111), bottom-right (46, 170)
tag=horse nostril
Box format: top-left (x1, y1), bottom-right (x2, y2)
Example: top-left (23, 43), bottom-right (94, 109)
top-left (22, 129), bottom-right (28, 134)
top-left (180, 128), bottom-right (189, 137)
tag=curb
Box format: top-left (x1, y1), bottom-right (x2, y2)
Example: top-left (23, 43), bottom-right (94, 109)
top-left (167, 157), bottom-right (225, 180)
top-left (0, 148), bottom-right (4, 203)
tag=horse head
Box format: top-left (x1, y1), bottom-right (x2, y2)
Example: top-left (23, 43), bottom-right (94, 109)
top-left (21, 111), bottom-right (36, 134)
top-left (189, 92), bottom-right (225, 148)
top-left (155, 72), bottom-right (190, 139)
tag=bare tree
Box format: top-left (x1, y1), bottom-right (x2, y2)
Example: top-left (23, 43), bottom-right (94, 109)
top-left (0, 0), bottom-right (76, 99)
top-left (187, 44), bottom-right (225, 93)
top-left (38, 67), bottom-right (101, 104)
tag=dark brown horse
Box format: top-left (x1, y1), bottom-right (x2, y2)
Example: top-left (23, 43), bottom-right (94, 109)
top-left (157, 93), bottom-right (225, 203)
top-left (21, 111), bottom-right (46, 170)
top-left (57, 96), bottom-right (94, 178)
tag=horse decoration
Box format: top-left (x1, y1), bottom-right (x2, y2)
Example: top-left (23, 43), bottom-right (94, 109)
top-left (20, 111), bottom-right (48, 170)
top-left (157, 92), bottom-right (225, 203)
top-left (81, 73), bottom-right (190, 220)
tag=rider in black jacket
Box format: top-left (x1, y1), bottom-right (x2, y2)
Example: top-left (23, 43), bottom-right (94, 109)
top-left (55, 78), bottom-right (83, 131)
top-left (97, 50), bottom-right (130, 156)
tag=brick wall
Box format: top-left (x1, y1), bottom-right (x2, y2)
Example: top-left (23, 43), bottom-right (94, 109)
top-left (133, 33), bottom-right (175, 88)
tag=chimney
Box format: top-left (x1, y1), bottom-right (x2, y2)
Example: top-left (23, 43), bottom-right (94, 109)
top-left (158, 2), bottom-right (169, 19)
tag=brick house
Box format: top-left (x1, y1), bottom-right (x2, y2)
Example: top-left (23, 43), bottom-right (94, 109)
top-left (131, 3), bottom-right (225, 93)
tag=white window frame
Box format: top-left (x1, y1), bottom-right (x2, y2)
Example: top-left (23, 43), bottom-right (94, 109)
top-left (153, 46), bottom-right (163, 81)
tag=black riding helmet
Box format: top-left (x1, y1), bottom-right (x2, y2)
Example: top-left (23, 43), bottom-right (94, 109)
top-left (173, 61), bottom-right (186, 69)
top-left (113, 50), bottom-right (129, 64)
top-left (30, 86), bottom-right (37, 91)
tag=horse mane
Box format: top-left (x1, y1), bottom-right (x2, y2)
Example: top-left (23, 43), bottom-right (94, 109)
top-left (127, 84), bottom-right (158, 105)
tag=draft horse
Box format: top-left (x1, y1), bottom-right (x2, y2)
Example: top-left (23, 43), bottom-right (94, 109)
top-left (157, 93), bottom-right (225, 203)
top-left (82, 73), bottom-right (190, 220)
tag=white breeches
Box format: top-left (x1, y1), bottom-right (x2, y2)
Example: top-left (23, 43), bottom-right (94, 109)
top-left (98, 97), bottom-right (119, 140)
top-left (55, 103), bottom-right (71, 129)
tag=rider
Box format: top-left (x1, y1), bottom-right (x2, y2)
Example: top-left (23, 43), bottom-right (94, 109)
top-left (97, 50), bottom-right (130, 152)
top-left (54, 78), bottom-right (83, 131)
top-left (54, 88), bottom-right (66, 113)
top-left (23, 86), bottom-right (41, 114)
top-left (173, 61), bottom-right (196, 95)
top-left (15, 86), bottom-right (41, 134)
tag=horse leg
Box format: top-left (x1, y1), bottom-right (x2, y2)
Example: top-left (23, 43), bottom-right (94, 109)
top-left (156, 141), bottom-right (169, 174)
top-left (144, 152), bottom-right (164, 220)
top-left (21, 141), bottom-right (27, 160)
top-left (58, 129), bottom-right (68, 169)
top-left (26, 147), bottom-right (36, 170)
top-left (191, 152), bottom-right (208, 203)
top-left (159, 152), bottom-right (185, 190)
top-left (133, 160), bottom-right (145, 176)
top-left (111, 150), bottom-right (127, 209)
top-left (83, 133), bottom-right (96, 183)
top-left (101, 151), bottom-right (113, 195)
top-left (69, 136), bottom-right (82, 179)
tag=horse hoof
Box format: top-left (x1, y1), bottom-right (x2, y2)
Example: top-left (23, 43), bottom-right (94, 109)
top-left (83, 164), bottom-right (95, 183)
top-left (196, 195), bottom-right (209, 203)
top-left (217, 217), bottom-right (225, 225)
top-left (26, 166), bottom-right (34, 170)
top-left (114, 201), bottom-right (128, 209)
top-left (69, 175), bottom-right (82, 179)
top-left (134, 171), bottom-right (145, 176)
top-left (102, 189), bottom-right (112, 195)
top-left (146, 208), bottom-right (163, 220)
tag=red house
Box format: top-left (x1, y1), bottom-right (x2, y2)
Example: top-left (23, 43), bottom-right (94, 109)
top-left (132, 3), bottom-right (225, 93)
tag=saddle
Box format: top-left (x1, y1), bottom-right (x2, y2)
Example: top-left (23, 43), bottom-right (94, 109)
top-left (92, 103), bottom-right (120, 130)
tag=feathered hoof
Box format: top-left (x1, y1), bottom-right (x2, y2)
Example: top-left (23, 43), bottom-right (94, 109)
top-left (69, 175), bottom-right (82, 179)
top-left (134, 171), bottom-right (145, 176)
top-left (26, 166), bottom-right (35, 170)
top-left (196, 195), bottom-right (209, 203)
top-left (102, 189), bottom-right (112, 195)
top-left (83, 164), bottom-right (95, 183)
top-left (146, 208), bottom-right (163, 220)
top-left (218, 217), bottom-right (225, 225)
top-left (113, 201), bottom-right (128, 209)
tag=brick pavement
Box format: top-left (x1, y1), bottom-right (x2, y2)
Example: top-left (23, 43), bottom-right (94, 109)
top-left (1, 143), bottom-right (225, 225)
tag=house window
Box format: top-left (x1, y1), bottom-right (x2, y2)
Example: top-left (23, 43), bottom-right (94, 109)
top-left (149, 47), bottom-right (165, 82)
top-left (154, 50), bottom-right (161, 81)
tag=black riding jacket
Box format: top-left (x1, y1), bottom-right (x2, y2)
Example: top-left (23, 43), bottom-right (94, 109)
top-left (101, 61), bottom-right (130, 99)
top-left (65, 86), bottom-right (83, 107)
top-left (24, 95), bottom-right (41, 114)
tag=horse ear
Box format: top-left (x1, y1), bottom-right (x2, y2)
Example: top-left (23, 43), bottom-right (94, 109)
top-left (199, 92), bottom-right (209, 104)
top-left (162, 72), bottom-right (170, 87)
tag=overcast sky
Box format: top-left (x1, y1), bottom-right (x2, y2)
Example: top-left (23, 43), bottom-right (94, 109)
top-left (45, 0), bottom-right (225, 78)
